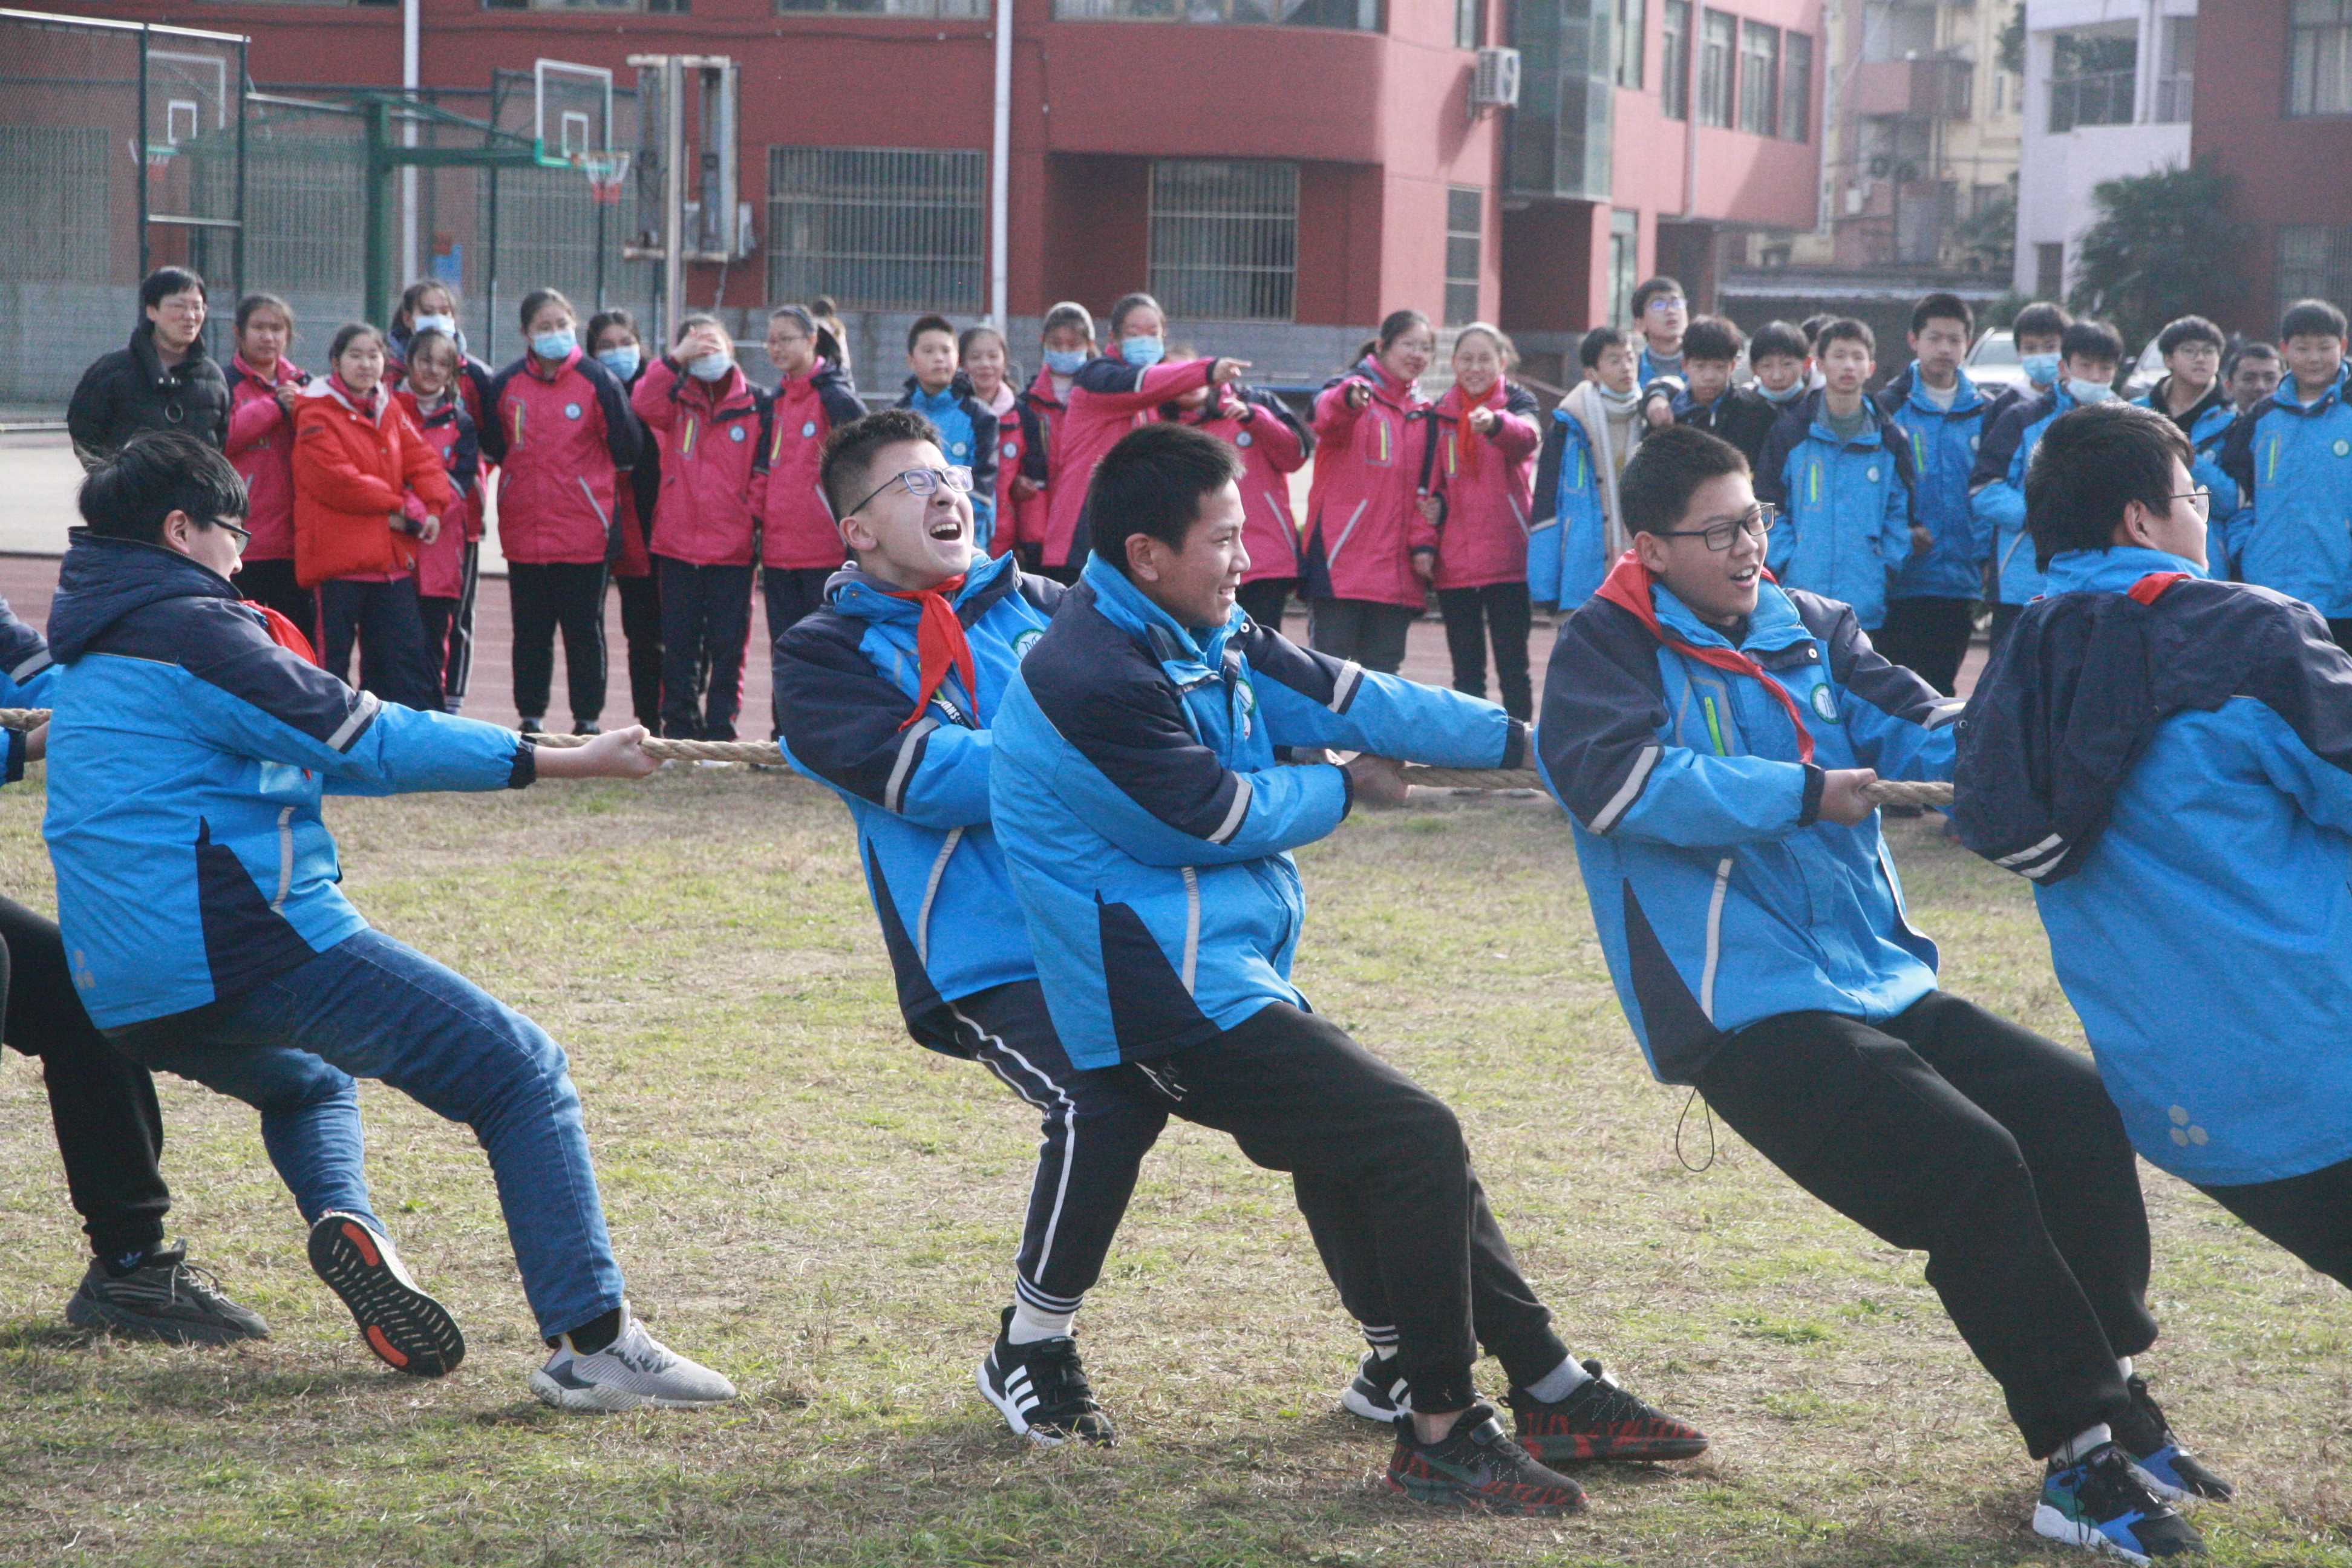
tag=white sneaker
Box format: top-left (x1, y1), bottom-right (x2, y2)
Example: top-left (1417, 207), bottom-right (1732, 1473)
top-left (529, 1305), bottom-right (737, 1412)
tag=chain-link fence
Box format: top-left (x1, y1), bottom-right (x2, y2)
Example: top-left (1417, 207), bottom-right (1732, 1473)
top-left (0, 9), bottom-right (656, 413)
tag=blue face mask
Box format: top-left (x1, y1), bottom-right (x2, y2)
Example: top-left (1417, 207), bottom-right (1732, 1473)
top-left (687, 351), bottom-right (734, 383)
top-left (1757, 380), bottom-right (1805, 405)
top-left (412, 313), bottom-right (457, 339)
top-left (595, 345), bottom-right (641, 381)
top-left (2067, 377), bottom-right (2115, 405)
top-left (2022, 351), bottom-right (2060, 388)
top-left (1043, 347), bottom-right (1088, 376)
top-left (1120, 335), bottom-right (1166, 369)
top-left (532, 327), bottom-right (577, 361)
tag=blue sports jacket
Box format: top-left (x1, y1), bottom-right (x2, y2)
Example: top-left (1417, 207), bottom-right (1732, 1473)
top-left (2220, 364), bottom-right (2352, 618)
top-left (2131, 379), bottom-right (2242, 577)
top-left (1754, 392), bottom-right (1918, 632)
top-left (1526, 400), bottom-right (1622, 610)
top-left (1952, 547), bottom-right (2352, 1184)
top-left (1875, 366), bottom-right (1993, 602)
top-left (991, 557), bottom-right (1525, 1070)
top-left (895, 371), bottom-right (1001, 552)
top-left (1537, 555), bottom-right (1959, 1084)
top-left (42, 532), bottom-right (533, 1030)
top-left (0, 594), bottom-right (56, 784)
top-left (773, 551), bottom-right (1060, 1053)
top-left (1970, 384), bottom-right (2079, 607)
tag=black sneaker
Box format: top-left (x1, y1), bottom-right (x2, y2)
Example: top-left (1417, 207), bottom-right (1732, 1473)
top-left (570, 722), bottom-right (602, 737)
top-left (975, 1307), bottom-right (1114, 1446)
top-left (2112, 1374), bottom-right (2235, 1503)
top-left (519, 718), bottom-right (546, 736)
top-left (2036, 1442), bottom-right (2206, 1563)
top-left (1383, 1402), bottom-right (1587, 1515)
top-left (1342, 1348), bottom-right (1413, 1422)
top-left (307, 1212), bottom-right (465, 1377)
top-left (64, 1243), bottom-right (270, 1346)
top-left (1505, 1359), bottom-right (1710, 1462)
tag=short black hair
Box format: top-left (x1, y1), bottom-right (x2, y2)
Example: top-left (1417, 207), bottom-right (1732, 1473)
top-left (2060, 319), bottom-right (2125, 365)
top-left (1085, 422), bottom-right (1242, 578)
top-left (2011, 301), bottom-right (2073, 342)
top-left (2226, 340), bottom-right (2282, 376)
top-left (1681, 316), bottom-right (1743, 364)
top-left (2156, 315), bottom-right (2224, 356)
top-left (586, 308), bottom-right (641, 353)
top-left (1749, 321), bottom-right (1810, 363)
top-left (518, 287), bottom-right (574, 335)
top-left (907, 313), bottom-right (957, 354)
top-left (235, 292), bottom-right (294, 336)
top-left (141, 266), bottom-right (205, 311)
top-left (2281, 297), bottom-right (2350, 342)
top-left (78, 431), bottom-right (248, 546)
top-left (328, 322), bottom-right (384, 366)
top-left (1816, 318), bottom-right (1876, 357)
top-left (820, 407), bottom-right (943, 527)
top-left (2024, 402), bottom-right (2194, 569)
top-left (1619, 425), bottom-right (1751, 537)
top-left (1579, 325), bottom-right (1628, 370)
top-left (1108, 291), bottom-right (1162, 339)
top-left (1630, 276), bottom-right (1685, 319)
top-left (1799, 313), bottom-right (1834, 345)
top-left (1910, 292), bottom-right (1973, 336)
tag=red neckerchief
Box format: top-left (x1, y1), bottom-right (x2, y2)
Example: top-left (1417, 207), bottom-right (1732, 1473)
top-left (1593, 550), bottom-right (1815, 763)
top-left (2129, 572), bottom-right (2187, 605)
top-left (1435, 379), bottom-right (1504, 477)
top-left (885, 573), bottom-right (974, 730)
top-left (247, 603), bottom-right (319, 666)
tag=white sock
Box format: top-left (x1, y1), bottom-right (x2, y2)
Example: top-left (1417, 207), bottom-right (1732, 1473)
top-left (1007, 1300), bottom-right (1074, 1345)
top-left (2117, 1356), bottom-right (2134, 1379)
top-left (1522, 1356), bottom-right (1593, 1404)
top-left (2056, 1422), bottom-right (2112, 1465)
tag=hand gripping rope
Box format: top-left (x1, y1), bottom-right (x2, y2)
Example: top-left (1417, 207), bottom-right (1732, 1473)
top-left (0, 710), bottom-right (1956, 806)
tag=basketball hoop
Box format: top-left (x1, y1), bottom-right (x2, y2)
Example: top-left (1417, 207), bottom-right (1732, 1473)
top-left (131, 139), bottom-right (178, 180)
top-left (577, 149), bottom-right (631, 206)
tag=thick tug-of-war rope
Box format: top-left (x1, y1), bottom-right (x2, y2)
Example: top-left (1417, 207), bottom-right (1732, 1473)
top-left (0, 709), bottom-right (1957, 805)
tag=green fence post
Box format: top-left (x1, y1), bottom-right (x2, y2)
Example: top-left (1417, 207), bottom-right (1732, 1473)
top-left (364, 99), bottom-right (393, 327)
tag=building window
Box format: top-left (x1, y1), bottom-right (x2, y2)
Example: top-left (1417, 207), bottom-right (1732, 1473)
top-left (2049, 30), bottom-right (2137, 130)
top-left (2149, 15), bottom-right (2195, 121)
top-left (2279, 224), bottom-right (2352, 304)
top-left (1149, 160), bottom-right (1297, 322)
top-left (2292, 0), bottom-right (2352, 116)
top-left (1698, 8), bottom-right (1736, 128)
top-left (774, 0), bottom-right (974, 12)
top-left (2035, 242), bottom-right (2065, 300)
top-left (1609, 209), bottom-right (1639, 327)
top-left (766, 146), bottom-right (985, 311)
top-left (1445, 186), bottom-right (1482, 326)
top-left (1737, 21), bottom-right (1779, 134)
top-left (1780, 31), bottom-right (1811, 139)
top-left (1053, 0), bottom-right (1382, 28)
top-left (1455, 0), bottom-right (1481, 49)
top-left (485, 0), bottom-right (690, 10)
top-left (1614, 0), bottom-right (1645, 88)
top-left (1660, 0), bottom-right (1690, 120)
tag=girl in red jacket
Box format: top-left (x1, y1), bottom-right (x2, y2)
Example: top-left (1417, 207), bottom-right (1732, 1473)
top-left (634, 315), bottom-right (768, 740)
top-left (587, 309), bottom-right (664, 733)
top-left (292, 322), bottom-right (453, 711)
top-left (480, 287), bottom-right (642, 735)
top-left (1426, 324), bottom-right (1542, 720)
top-left (395, 328), bottom-right (483, 713)
top-left (1008, 302), bottom-right (1093, 572)
top-left (1041, 292), bottom-right (1248, 581)
top-left (752, 303), bottom-right (866, 734)
top-left (959, 323), bottom-right (1041, 564)
top-left (224, 292), bottom-right (316, 649)
top-left (388, 279), bottom-right (495, 428)
top-left (1302, 309), bottom-right (1440, 675)
top-left (1163, 381), bottom-right (1312, 630)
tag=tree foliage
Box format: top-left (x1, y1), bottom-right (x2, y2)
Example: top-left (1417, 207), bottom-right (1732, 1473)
top-left (1998, 3), bottom-right (2025, 77)
top-left (2066, 162), bottom-right (2241, 347)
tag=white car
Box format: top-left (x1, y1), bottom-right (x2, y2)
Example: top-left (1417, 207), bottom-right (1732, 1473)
top-left (1963, 329), bottom-right (2034, 399)
top-left (2122, 338), bottom-right (2166, 400)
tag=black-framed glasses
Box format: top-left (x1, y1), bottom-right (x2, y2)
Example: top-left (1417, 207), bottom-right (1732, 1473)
top-left (1645, 296), bottom-right (1688, 315)
top-left (1659, 503), bottom-right (1777, 551)
top-left (207, 517), bottom-right (252, 552)
top-left (2170, 488), bottom-right (2212, 521)
top-left (841, 465), bottom-right (974, 521)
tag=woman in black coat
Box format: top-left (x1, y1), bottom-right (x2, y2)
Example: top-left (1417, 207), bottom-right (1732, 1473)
top-left (67, 267), bottom-right (230, 471)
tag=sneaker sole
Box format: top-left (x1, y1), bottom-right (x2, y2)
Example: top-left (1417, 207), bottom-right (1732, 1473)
top-left (526, 1369), bottom-right (733, 1413)
top-left (307, 1218), bottom-right (464, 1377)
top-left (1379, 1471), bottom-right (1585, 1517)
top-left (1520, 1431), bottom-right (1711, 1463)
top-left (64, 1289), bottom-right (266, 1347)
top-left (2030, 1503), bottom-right (2155, 1568)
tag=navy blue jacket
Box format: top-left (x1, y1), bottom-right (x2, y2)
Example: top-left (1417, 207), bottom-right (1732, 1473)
top-left (1952, 547), bottom-right (2352, 1183)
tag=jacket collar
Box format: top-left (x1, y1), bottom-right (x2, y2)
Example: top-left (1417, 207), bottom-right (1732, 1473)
top-left (1024, 365), bottom-right (1068, 410)
top-left (903, 371), bottom-right (976, 411)
top-left (2140, 376), bottom-right (2229, 431)
top-left (305, 374), bottom-right (388, 422)
top-left (825, 549), bottom-right (1018, 628)
top-left (1351, 356), bottom-right (1420, 409)
top-left (1888, 363), bottom-right (1983, 415)
top-left (1593, 551), bottom-right (1818, 759)
top-left (1806, 393), bottom-right (1892, 449)
top-left (2281, 362), bottom-right (2351, 416)
top-left (525, 347), bottom-right (584, 383)
top-left (2043, 546), bottom-right (2206, 596)
top-left (1080, 555), bottom-right (1240, 672)
top-left (131, 320), bottom-right (207, 387)
top-left (670, 362), bottom-right (757, 413)
top-left (48, 529), bottom-right (245, 662)
top-left (230, 353), bottom-right (302, 389)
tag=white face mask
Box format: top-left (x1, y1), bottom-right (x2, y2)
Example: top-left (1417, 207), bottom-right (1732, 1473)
top-left (412, 313), bottom-right (457, 339)
top-left (1592, 383), bottom-right (1641, 411)
top-left (2067, 377), bottom-right (2116, 405)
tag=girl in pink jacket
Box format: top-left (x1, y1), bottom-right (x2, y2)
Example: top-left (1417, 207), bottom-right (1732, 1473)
top-left (1427, 324), bottom-right (1542, 719)
top-left (1163, 382), bottom-right (1312, 632)
top-left (1302, 309), bottom-right (1439, 675)
top-left (224, 293), bottom-right (315, 648)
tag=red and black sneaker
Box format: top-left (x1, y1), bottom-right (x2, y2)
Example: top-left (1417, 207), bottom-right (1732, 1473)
top-left (307, 1211), bottom-right (465, 1377)
top-left (1506, 1360), bottom-right (1709, 1463)
top-left (1383, 1403), bottom-right (1587, 1516)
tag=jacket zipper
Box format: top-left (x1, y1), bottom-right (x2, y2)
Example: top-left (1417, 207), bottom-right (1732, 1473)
top-left (914, 826), bottom-right (962, 964)
top-left (1179, 866), bottom-right (1201, 995)
top-left (1699, 856), bottom-right (1733, 1019)
top-left (272, 806), bottom-right (296, 912)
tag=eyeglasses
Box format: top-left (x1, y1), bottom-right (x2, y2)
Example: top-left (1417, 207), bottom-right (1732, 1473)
top-left (207, 517), bottom-right (252, 552)
top-left (841, 465), bottom-right (973, 520)
top-left (155, 296), bottom-right (206, 317)
top-left (1645, 296), bottom-right (1688, 315)
top-left (1658, 503), bottom-right (1777, 552)
top-left (2169, 488), bottom-right (2212, 521)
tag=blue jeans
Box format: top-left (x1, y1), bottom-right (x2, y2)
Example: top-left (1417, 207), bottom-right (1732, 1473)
top-left (113, 929), bottom-right (624, 1339)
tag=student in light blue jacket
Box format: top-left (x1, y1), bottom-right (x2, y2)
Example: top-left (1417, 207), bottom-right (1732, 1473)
top-left (2129, 315), bottom-right (2241, 575)
top-left (2220, 298), bottom-right (2352, 647)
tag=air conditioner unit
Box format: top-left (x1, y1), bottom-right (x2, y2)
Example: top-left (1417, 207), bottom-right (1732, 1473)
top-left (1472, 47), bottom-right (1522, 109)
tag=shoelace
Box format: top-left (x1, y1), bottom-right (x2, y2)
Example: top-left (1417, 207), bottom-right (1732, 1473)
top-left (1023, 1339), bottom-right (1097, 1413)
top-left (2066, 1447), bottom-right (2166, 1517)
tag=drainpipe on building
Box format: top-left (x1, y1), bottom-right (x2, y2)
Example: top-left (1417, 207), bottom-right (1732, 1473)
top-left (990, 0), bottom-right (1012, 327)
top-left (1679, 34), bottom-right (1699, 223)
top-left (402, 0), bottom-right (420, 285)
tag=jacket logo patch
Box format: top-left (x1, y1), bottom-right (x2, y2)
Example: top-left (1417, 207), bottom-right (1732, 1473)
top-left (802, 420), bottom-right (817, 438)
top-left (1012, 628), bottom-right (1044, 660)
top-left (564, 402), bottom-right (583, 419)
top-left (731, 425), bottom-right (746, 442)
top-left (1233, 677), bottom-right (1256, 738)
top-left (950, 441), bottom-right (968, 456)
top-left (2336, 439), bottom-right (2350, 458)
top-left (1864, 464), bottom-right (1881, 483)
top-left (1810, 684), bottom-right (1840, 722)
top-left (1003, 440), bottom-right (1019, 459)
top-left (1236, 431), bottom-right (1253, 448)
top-left (1969, 434), bottom-right (1980, 450)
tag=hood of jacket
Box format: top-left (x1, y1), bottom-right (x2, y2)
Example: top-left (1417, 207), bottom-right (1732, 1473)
top-left (1593, 550), bottom-right (1819, 762)
top-left (1880, 363), bottom-right (1985, 417)
top-left (903, 370), bottom-right (979, 412)
top-left (131, 319), bottom-right (214, 388)
top-left (823, 549), bottom-right (1021, 630)
top-left (48, 530), bottom-right (243, 663)
top-left (1078, 553), bottom-right (1243, 675)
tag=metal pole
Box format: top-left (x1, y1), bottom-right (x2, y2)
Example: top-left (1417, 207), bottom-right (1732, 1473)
top-left (232, 38), bottom-right (247, 307)
top-left (662, 57), bottom-right (685, 347)
top-left (364, 99), bottom-right (391, 325)
top-left (402, 0), bottom-right (420, 285)
top-left (595, 199), bottom-right (607, 312)
top-left (486, 163), bottom-right (501, 365)
top-left (137, 27), bottom-right (151, 281)
top-left (991, 0), bottom-right (1011, 325)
